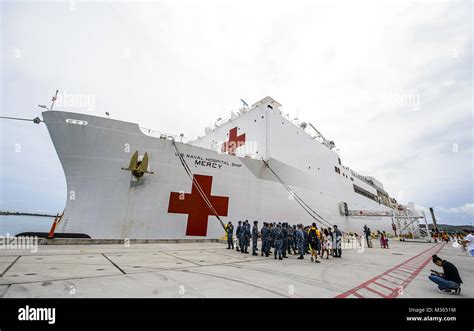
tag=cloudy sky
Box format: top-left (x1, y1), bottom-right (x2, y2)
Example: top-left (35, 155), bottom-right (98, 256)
top-left (1, 0), bottom-right (472, 226)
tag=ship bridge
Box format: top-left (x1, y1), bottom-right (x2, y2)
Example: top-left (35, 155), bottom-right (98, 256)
top-left (250, 96), bottom-right (282, 111)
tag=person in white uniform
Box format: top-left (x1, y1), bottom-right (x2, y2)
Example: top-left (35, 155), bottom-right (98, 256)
top-left (460, 230), bottom-right (474, 257)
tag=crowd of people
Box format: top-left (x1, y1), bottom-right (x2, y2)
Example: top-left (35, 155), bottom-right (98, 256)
top-left (224, 220), bottom-right (343, 262)
top-left (361, 225), bottom-right (390, 249)
top-left (223, 220), bottom-right (471, 295)
top-left (224, 221), bottom-right (474, 260)
top-left (431, 229), bottom-right (474, 257)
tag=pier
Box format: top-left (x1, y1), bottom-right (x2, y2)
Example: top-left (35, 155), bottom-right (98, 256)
top-left (0, 240), bottom-right (471, 298)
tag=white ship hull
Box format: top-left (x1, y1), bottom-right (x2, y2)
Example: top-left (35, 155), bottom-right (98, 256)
top-left (42, 98), bottom-right (398, 239)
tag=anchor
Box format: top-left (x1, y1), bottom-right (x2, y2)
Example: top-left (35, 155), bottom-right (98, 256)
top-left (121, 151), bottom-right (154, 179)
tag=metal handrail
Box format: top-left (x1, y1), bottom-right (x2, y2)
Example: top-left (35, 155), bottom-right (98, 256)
top-left (139, 126), bottom-right (187, 142)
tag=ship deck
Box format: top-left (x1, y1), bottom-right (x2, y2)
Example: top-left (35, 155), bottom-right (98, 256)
top-left (0, 240), bottom-right (472, 298)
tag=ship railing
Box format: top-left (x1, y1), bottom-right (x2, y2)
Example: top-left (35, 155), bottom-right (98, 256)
top-left (348, 168), bottom-right (394, 208)
top-left (348, 169), bottom-right (371, 185)
top-left (349, 169), bottom-right (378, 189)
top-left (139, 126), bottom-right (188, 143)
top-left (209, 109), bottom-right (246, 130)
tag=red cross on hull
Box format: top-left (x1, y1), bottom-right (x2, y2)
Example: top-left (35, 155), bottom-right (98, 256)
top-left (222, 127), bottom-right (245, 156)
top-left (168, 174), bottom-right (229, 236)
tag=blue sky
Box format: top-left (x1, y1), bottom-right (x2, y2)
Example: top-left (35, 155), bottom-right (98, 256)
top-left (1, 0), bottom-right (472, 226)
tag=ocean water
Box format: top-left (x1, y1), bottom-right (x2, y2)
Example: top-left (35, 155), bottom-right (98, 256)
top-left (0, 215), bottom-right (55, 236)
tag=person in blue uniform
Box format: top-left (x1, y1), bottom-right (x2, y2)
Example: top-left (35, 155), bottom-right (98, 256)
top-left (226, 221), bottom-right (234, 249)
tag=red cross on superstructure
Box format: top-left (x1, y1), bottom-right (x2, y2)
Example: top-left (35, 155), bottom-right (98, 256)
top-left (221, 127), bottom-right (246, 156)
top-left (168, 174), bottom-right (229, 236)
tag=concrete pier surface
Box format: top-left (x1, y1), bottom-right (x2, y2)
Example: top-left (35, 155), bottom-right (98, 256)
top-left (0, 240), bottom-right (471, 298)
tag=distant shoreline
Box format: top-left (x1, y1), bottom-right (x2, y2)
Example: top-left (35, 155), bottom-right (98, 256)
top-left (425, 223), bottom-right (474, 233)
top-left (0, 211), bottom-right (57, 218)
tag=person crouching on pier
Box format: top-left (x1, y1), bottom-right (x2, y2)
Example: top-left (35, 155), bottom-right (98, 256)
top-left (429, 255), bottom-right (462, 294)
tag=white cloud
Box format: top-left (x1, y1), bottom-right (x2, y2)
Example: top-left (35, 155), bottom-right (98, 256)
top-left (438, 203), bottom-right (474, 216)
top-left (1, 0), bottom-right (472, 226)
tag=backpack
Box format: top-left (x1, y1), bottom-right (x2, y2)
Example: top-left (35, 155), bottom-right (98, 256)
top-left (308, 228), bottom-right (318, 242)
